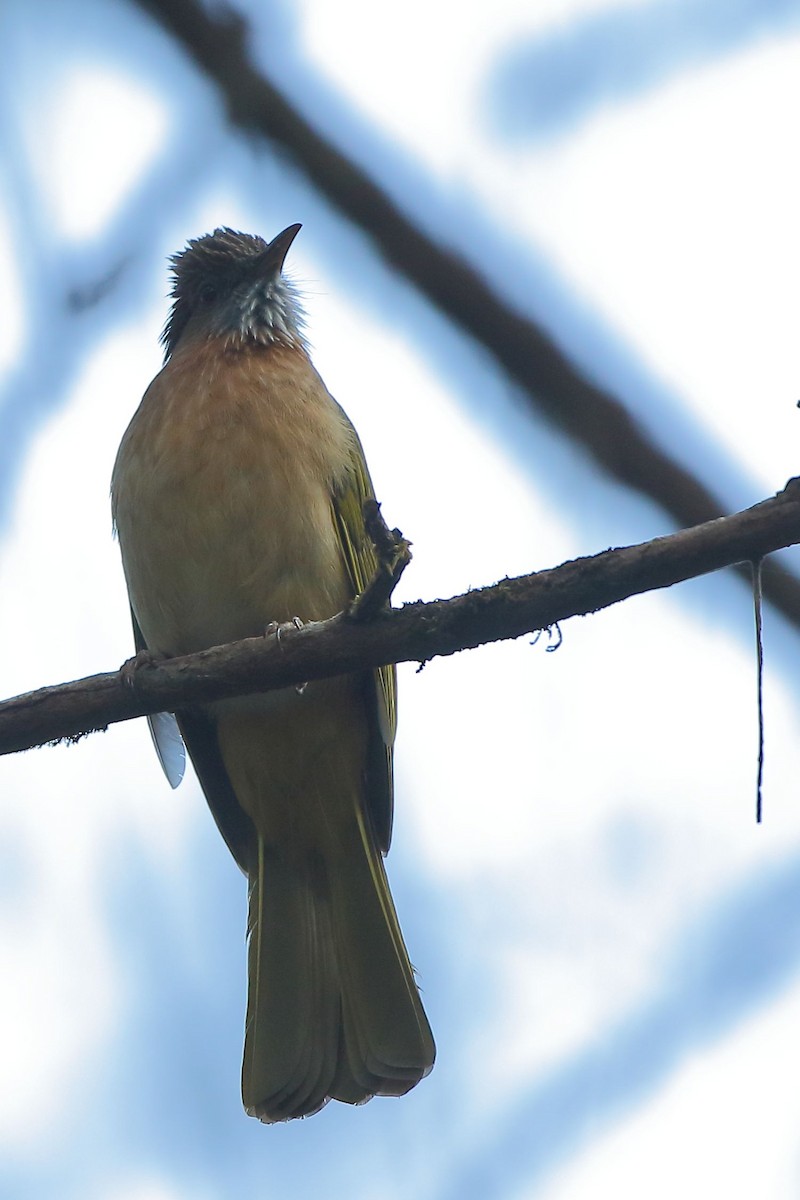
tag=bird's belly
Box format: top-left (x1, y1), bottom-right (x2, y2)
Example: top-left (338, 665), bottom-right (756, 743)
top-left (120, 429), bottom-right (349, 658)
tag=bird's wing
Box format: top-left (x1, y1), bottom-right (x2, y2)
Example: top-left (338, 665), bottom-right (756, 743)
top-left (331, 422), bottom-right (397, 854)
top-left (175, 709), bottom-right (256, 875)
top-left (132, 610), bottom-right (253, 871)
top-left (131, 609), bottom-right (186, 789)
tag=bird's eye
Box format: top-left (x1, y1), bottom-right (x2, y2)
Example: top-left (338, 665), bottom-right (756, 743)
top-left (198, 282), bottom-right (218, 304)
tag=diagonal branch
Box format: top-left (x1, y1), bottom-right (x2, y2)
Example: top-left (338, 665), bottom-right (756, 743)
top-left (134, 0), bottom-right (800, 629)
top-left (2, 481), bottom-right (800, 758)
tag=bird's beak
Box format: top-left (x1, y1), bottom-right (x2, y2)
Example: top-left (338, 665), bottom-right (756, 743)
top-left (255, 223), bottom-right (302, 277)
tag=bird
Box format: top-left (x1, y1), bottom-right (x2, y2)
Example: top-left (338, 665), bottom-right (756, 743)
top-left (111, 224), bottom-right (435, 1121)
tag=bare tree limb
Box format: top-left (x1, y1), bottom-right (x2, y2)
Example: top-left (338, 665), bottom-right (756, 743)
top-left (2, 482), bottom-right (799, 758)
top-left (133, 0), bottom-right (800, 629)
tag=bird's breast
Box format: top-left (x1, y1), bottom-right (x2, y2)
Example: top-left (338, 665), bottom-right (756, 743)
top-left (112, 339), bottom-right (354, 656)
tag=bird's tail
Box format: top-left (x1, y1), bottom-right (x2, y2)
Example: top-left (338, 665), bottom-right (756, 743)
top-left (242, 811), bottom-right (435, 1122)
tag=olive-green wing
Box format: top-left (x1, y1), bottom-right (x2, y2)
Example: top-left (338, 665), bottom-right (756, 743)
top-left (131, 609), bottom-right (186, 789)
top-left (331, 425), bottom-right (397, 855)
top-left (131, 609), bottom-right (254, 872)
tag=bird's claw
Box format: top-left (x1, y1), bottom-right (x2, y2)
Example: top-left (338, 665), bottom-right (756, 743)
top-left (263, 619), bottom-right (307, 693)
top-left (265, 616), bottom-right (304, 645)
top-left (120, 648), bottom-right (167, 688)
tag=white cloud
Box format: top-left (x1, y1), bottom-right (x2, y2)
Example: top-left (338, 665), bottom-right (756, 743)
top-left (532, 979), bottom-right (800, 1200)
top-left (0, 197), bottom-right (24, 373)
top-left (27, 66), bottom-right (170, 240)
top-left (0, 325), bottom-right (199, 1148)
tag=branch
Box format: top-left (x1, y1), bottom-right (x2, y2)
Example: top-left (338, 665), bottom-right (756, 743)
top-left (2, 482), bottom-right (800, 758)
top-left (133, 0), bottom-right (800, 629)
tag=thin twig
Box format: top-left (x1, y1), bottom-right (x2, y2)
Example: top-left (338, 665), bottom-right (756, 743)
top-left (753, 558), bottom-right (765, 824)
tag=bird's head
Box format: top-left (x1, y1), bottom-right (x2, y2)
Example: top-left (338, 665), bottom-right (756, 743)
top-left (162, 224), bottom-right (304, 359)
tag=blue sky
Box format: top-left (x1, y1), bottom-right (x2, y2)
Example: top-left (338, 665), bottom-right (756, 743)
top-left (3, 1), bottom-right (800, 1197)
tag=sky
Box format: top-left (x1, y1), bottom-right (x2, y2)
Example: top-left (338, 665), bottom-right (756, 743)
top-left (2, 0), bottom-right (800, 1197)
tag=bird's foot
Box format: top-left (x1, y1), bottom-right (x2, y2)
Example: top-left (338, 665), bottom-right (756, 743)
top-left (348, 501), bottom-right (412, 621)
top-left (264, 616), bottom-right (304, 644)
top-left (263, 618), bottom-right (307, 694)
top-left (120, 648), bottom-right (168, 688)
